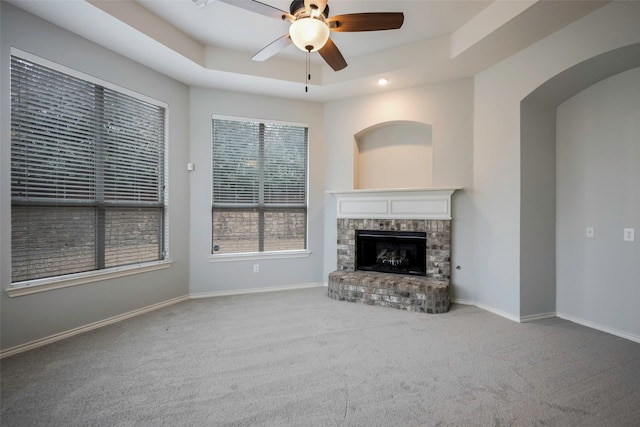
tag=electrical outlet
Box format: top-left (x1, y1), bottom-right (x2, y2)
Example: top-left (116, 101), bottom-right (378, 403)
top-left (624, 228), bottom-right (635, 242)
top-left (253, 264), bottom-right (259, 273)
top-left (586, 227), bottom-right (594, 238)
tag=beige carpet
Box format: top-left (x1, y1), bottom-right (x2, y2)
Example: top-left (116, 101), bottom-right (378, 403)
top-left (2, 286), bottom-right (639, 426)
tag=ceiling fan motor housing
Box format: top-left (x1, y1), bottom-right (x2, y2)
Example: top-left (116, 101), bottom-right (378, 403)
top-left (289, 0), bottom-right (329, 18)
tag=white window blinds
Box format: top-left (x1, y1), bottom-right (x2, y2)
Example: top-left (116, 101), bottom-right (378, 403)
top-left (212, 117), bottom-right (308, 254)
top-left (10, 55), bottom-right (167, 283)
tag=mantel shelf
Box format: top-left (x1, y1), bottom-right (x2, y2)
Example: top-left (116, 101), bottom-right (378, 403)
top-left (327, 187), bottom-right (461, 220)
top-left (326, 187), bottom-right (461, 196)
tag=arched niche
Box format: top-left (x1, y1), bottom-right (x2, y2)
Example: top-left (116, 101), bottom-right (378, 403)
top-left (353, 121), bottom-right (432, 190)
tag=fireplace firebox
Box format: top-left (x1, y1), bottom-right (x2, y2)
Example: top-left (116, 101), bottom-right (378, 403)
top-left (355, 230), bottom-right (427, 276)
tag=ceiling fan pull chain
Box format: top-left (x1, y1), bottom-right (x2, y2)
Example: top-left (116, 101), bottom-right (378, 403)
top-left (305, 50), bottom-right (310, 92)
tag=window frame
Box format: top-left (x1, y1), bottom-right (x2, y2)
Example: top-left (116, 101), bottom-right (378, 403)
top-left (209, 114), bottom-right (311, 262)
top-left (6, 49), bottom-right (171, 297)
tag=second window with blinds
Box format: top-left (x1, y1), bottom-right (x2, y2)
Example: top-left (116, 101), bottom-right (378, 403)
top-left (211, 117), bottom-right (308, 255)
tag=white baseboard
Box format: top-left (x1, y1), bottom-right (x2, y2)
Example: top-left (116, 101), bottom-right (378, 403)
top-left (0, 295), bottom-right (189, 359)
top-left (520, 312), bottom-right (557, 323)
top-left (453, 299), bottom-right (557, 324)
top-left (451, 298), bottom-right (475, 306)
top-left (452, 298), bottom-right (521, 323)
top-left (473, 301), bottom-right (521, 323)
top-left (557, 312), bottom-right (640, 344)
top-left (189, 282), bottom-right (325, 299)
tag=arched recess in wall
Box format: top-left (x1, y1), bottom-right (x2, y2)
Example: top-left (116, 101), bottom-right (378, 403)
top-left (353, 121), bottom-right (432, 190)
top-left (519, 42), bottom-right (640, 319)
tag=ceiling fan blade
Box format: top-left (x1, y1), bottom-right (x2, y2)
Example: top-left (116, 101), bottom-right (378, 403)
top-left (252, 34), bottom-right (293, 61)
top-left (327, 13), bottom-right (404, 32)
top-left (318, 37), bottom-right (347, 71)
top-left (218, 0), bottom-right (292, 21)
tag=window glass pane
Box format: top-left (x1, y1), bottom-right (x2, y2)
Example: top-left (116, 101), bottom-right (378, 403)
top-left (212, 209), bottom-right (260, 254)
top-left (105, 208), bottom-right (163, 267)
top-left (263, 124), bottom-right (307, 205)
top-left (212, 120), bottom-right (260, 205)
top-left (102, 89), bottom-right (166, 203)
top-left (11, 206), bottom-right (96, 282)
top-left (263, 208), bottom-right (307, 252)
top-left (11, 57), bottom-right (96, 203)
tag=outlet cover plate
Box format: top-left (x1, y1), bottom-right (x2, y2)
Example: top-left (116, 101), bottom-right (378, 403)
top-left (624, 228), bottom-right (635, 242)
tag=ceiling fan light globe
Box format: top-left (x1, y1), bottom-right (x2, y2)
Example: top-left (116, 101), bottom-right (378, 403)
top-left (289, 18), bottom-right (330, 52)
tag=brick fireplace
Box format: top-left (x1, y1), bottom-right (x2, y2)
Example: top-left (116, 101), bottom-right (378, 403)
top-left (327, 188), bottom-right (458, 314)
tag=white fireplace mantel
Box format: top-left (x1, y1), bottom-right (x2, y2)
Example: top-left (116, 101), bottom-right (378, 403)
top-left (327, 187), bottom-right (460, 220)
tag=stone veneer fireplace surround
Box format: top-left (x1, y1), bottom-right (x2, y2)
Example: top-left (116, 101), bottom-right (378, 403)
top-left (327, 188), bottom-right (459, 314)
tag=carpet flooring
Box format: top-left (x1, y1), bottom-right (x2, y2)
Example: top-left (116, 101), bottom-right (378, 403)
top-left (1, 286), bottom-right (639, 426)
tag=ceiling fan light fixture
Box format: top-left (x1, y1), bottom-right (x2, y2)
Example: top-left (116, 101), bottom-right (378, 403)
top-left (289, 17), bottom-right (330, 52)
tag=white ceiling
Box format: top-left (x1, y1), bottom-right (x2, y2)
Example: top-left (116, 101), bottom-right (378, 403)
top-left (9, 0), bottom-right (610, 101)
top-left (137, 0), bottom-right (492, 61)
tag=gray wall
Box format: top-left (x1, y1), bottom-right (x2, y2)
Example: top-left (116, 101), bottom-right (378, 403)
top-left (0, 4), bottom-right (191, 351)
top-left (556, 67), bottom-right (640, 338)
top-left (472, 1), bottom-right (640, 323)
top-left (188, 87), bottom-right (326, 295)
top-left (322, 79), bottom-right (475, 301)
top-left (520, 102), bottom-right (557, 318)
top-left (518, 41), bottom-right (640, 326)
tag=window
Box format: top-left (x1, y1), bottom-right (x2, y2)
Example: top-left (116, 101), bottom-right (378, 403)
top-left (211, 117), bottom-right (308, 255)
top-left (10, 54), bottom-right (167, 284)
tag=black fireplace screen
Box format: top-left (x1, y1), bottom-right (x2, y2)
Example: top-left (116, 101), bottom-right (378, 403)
top-left (355, 230), bottom-right (427, 276)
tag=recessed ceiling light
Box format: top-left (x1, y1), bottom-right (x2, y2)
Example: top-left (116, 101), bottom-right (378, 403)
top-left (377, 77), bottom-right (389, 86)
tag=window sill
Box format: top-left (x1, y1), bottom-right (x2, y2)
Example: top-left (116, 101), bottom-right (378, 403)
top-left (209, 250), bottom-right (311, 263)
top-left (5, 260), bottom-right (173, 298)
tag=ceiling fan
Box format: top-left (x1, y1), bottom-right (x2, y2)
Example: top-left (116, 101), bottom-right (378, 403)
top-left (195, 0), bottom-right (404, 71)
